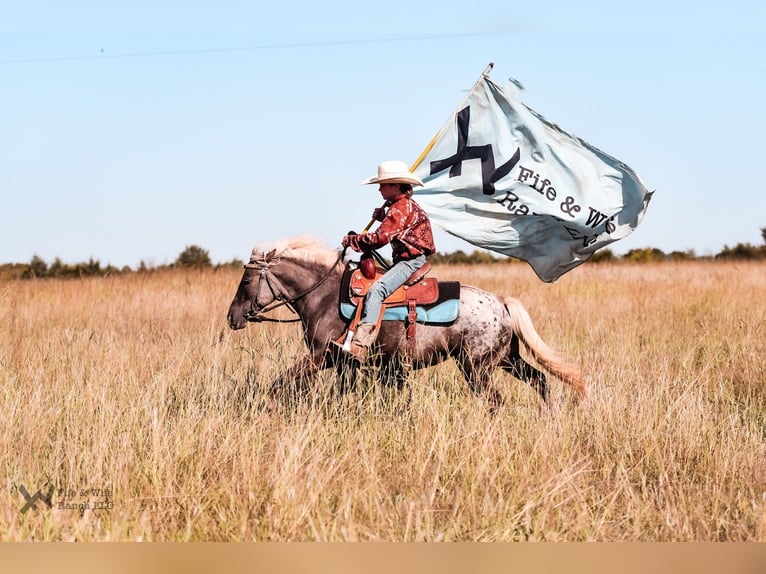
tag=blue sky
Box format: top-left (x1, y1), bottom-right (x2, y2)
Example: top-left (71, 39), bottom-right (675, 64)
top-left (2, 2), bottom-right (765, 268)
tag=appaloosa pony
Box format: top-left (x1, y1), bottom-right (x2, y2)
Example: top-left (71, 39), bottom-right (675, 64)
top-left (227, 236), bottom-right (585, 407)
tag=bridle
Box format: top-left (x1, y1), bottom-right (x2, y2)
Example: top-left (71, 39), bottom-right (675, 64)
top-left (242, 249), bottom-right (345, 323)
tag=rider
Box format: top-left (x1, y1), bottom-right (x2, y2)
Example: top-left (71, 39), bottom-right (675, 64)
top-left (337, 160), bottom-right (436, 362)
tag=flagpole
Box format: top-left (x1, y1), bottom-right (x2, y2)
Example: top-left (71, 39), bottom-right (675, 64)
top-left (361, 63), bottom-right (494, 234)
top-left (360, 206), bottom-right (385, 234)
top-left (409, 132), bottom-right (439, 174)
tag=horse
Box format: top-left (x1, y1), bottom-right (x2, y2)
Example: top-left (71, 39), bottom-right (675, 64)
top-left (226, 236), bottom-right (585, 408)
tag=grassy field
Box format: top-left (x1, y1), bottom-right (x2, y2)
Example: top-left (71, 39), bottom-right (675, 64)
top-left (1, 260), bottom-right (764, 541)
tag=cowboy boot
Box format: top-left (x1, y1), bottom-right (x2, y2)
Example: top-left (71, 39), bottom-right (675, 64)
top-left (347, 323), bottom-right (378, 363)
top-left (329, 323), bottom-right (376, 362)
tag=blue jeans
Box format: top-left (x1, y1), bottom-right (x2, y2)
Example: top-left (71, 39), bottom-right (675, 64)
top-left (360, 255), bottom-right (427, 324)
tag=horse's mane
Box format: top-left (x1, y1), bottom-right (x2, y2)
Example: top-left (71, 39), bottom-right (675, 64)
top-left (250, 236), bottom-right (341, 267)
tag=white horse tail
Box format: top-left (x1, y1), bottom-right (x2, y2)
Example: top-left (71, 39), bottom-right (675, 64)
top-left (503, 297), bottom-right (586, 397)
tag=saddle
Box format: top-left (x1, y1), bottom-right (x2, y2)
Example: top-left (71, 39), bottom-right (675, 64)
top-left (336, 260), bottom-right (461, 357)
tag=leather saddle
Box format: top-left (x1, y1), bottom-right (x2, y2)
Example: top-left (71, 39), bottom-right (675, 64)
top-left (338, 261), bottom-right (460, 326)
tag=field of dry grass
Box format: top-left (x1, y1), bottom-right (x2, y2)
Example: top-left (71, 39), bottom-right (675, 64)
top-left (1, 260), bottom-right (764, 541)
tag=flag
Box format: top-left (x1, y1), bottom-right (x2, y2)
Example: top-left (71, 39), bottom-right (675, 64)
top-left (412, 66), bottom-right (653, 282)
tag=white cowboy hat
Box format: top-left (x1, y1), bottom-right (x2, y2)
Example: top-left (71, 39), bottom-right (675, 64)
top-left (361, 160), bottom-right (423, 187)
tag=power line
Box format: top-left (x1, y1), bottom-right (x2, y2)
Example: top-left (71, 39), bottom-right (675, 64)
top-left (0, 33), bottom-right (498, 65)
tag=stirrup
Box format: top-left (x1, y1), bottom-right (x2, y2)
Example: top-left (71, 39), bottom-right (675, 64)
top-left (329, 339), bottom-right (367, 362)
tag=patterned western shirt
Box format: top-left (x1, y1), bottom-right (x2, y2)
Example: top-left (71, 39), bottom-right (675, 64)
top-left (348, 196), bottom-right (436, 262)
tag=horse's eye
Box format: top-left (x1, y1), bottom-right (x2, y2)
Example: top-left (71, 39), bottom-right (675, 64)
top-left (242, 279), bottom-right (251, 286)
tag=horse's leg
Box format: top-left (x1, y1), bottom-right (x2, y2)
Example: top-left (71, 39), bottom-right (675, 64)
top-left (379, 354), bottom-right (410, 392)
top-left (386, 356), bottom-right (413, 408)
top-left (501, 333), bottom-right (550, 404)
top-left (457, 354), bottom-right (504, 414)
top-left (267, 352), bottom-right (326, 404)
top-left (392, 361), bottom-right (410, 392)
top-left (334, 358), bottom-right (359, 395)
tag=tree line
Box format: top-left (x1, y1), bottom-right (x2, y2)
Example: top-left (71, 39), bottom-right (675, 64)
top-left (0, 245), bottom-right (242, 281)
top-left (2, 228), bottom-right (765, 280)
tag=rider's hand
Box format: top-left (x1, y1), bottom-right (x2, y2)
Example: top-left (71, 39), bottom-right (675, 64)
top-left (372, 207), bottom-right (386, 222)
top-left (342, 231), bottom-right (358, 249)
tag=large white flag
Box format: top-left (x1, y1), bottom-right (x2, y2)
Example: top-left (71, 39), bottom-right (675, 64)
top-left (412, 66), bottom-right (653, 282)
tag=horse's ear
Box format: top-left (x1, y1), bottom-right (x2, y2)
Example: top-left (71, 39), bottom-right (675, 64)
top-left (265, 248), bottom-right (277, 261)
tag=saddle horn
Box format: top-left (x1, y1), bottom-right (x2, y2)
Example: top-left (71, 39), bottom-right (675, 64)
top-left (359, 251), bottom-right (376, 280)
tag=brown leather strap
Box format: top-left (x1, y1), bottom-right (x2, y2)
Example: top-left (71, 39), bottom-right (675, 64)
top-left (406, 299), bottom-right (417, 358)
top-left (334, 295), bottom-right (365, 346)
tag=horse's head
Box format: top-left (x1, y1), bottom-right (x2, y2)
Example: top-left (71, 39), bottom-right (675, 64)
top-left (227, 237), bottom-right (343, 330)
top-left (227, 248), bottom-right (281, 330)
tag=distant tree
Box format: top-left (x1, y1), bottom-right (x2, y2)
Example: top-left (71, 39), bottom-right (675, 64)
top-left (623, 248), bottom-right (666, 263)
top-left (468, 250), bottom-right (500, 264)
top-left (217, 258), bottom-right (244, 269)
top-left (49, 257), bottom-right (64, 277)
top-left (761, 227), bottom-right (766, 245)
top-left (447, 250), bottom-right (471, 265)
top-left (1, 263), bottom-right (29, 281)
top-left (175, 245), bottom-right (212, 269)
top-left (668, 249), bottom-right (696, 261)
top-left (28, 255), bottom-right (48, 277)
top-left (84, 257), bottom-right (102, 276)
top-left (589, 249), bottom-right (616, 263)
top-left (716, 243), bottom-right (764, 260)
top-left (429, 249), bottom-right (501, 265)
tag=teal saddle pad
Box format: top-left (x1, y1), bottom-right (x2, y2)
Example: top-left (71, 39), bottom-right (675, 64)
top-left (338, 264), bottom-right (461, 325)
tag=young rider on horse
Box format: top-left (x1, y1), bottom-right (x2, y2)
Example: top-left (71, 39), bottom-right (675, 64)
top-left (337, 160), bottom-right (436, 362)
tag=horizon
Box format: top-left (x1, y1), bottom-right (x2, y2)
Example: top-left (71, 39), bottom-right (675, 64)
top-left (5, 232), bottom-right (764, 271)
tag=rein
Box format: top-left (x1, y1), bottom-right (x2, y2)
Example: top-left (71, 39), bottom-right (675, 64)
top-left (243, 249), bottom-right (345, 323)
top-left (367, 248), bottom-right (391, 271)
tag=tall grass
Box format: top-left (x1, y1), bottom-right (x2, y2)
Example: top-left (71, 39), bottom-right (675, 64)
top-left (1, 261), bottom-right (764, 541)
